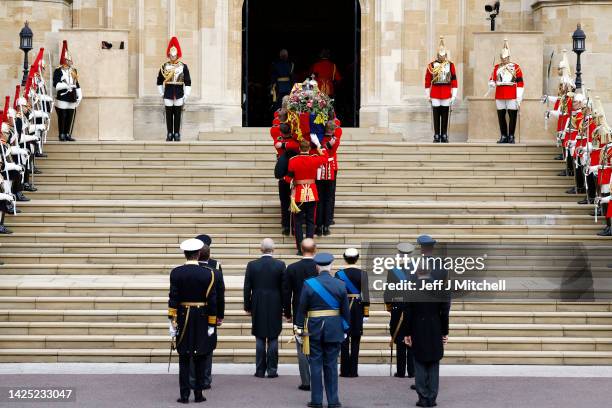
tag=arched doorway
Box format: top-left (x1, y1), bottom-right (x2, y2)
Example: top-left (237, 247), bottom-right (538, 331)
top-left (242, 0), bottom-right (361, 127)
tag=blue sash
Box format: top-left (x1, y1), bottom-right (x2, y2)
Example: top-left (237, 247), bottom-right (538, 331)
top-left (305, 278), bottom-right (349, 331)
top-left (336, 270), bottom-right (360, 295)
top-left (391, 267), bottom-right (408, 281)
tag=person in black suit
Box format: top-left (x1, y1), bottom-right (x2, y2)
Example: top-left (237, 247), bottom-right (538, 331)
top-left (336, 247), bottom-right (369, 378)
top-left (402, 235), bottom-right (450, 408)
top-left (282, 238), bottom-right (318, 390)
top-left (188, 234), bottom-right (224, 391)
top-left (168, 239), bottom-right (217, 404)
top-left (243, 238), bottom-right (286, 378)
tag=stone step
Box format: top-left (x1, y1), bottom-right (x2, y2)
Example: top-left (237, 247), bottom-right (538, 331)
top-left (34, 174), bottom-right (573, 186)
top-left (13, 200), bottom-right (592, 215)
top-left (2, 334), bottom-right (612, 352)
top-left (5, 212), bottom-right (592, 226)
top-left (44, 149), bottom-right (562, 160)
top-left (1, 348), bottom-right (610, 364)
top-left (3, 222), bottom-right (602, 236)
top-left (34, 182), bottom-right (572, 194)
top-left (201, 127), bottom-right (407, 141)
top-left (3, 321), bottom-right (612, 337)
top-left (23, 190), bottom-right (580, 202)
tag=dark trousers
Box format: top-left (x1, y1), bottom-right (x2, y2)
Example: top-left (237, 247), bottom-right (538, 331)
top-left (296, 342), bottom-right (310, 386)
top-left (278, 180), bottom-right (291, 229)
top-left (396, 340), bottom-right (415, 377)
top-left (179, 353), bottom-right (207, 399)
top-left (309, 340), bottom-right (341, 406)
top-left (255, 336), bottom-right (278, 376)
top-left (316, 180), bottom-right (334, 228)
top-left (497, 109), bottom-right (518, 137)
top-left (414, 359), bottom-right (440, 405)
top-left (586, 173), bottom-right (596, 200)
top-left (340, 334), bottom-right (361, 377)
top-left (55, 107), bottom-right (75, 136)
top-left (188, 352), bottom-right (213, 389)
top-left (8, 169), bottom-right (23, 194)
top-left (293, 201), bottom-right (317, 250)
top-left (432, 106), bottom-right (450, 135)
top-left (575, 164), bottom-right (586, 191)
top-left (165, 105), bottom-right (183, 134)
top-left (330, 171), bottom-right (337, 222)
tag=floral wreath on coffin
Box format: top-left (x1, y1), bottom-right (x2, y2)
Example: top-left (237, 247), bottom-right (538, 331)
top-left (286, 76), bottom-right (334, 143)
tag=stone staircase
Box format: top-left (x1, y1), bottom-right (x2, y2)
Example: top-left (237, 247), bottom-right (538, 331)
top-left (1, 127), bottom-right (611, 365)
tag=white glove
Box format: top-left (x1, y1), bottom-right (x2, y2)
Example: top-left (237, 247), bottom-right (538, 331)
top-left (55, 82), bottom-right (69, 91)
top-left (516, 87), bottom-right (524, 106)
top-left (168, 321), bottom-right (177, 337)
top-left (207, 326), bottom-right (215, 336)
top-left (295, 335), bottom-right (304, 345)
top-left (425, 88), bottom-right (431, 99)
top-left (450, 88), bottom-right (457, 105)
top-left (310, 134), bottom-right (321, 148)
top-left (343, 333), bottom-right (348, 340)
top-left (541, 95), bottom-right (548, 104)
top-left (9, 147), bottom-right (28, 156)
top-left (157, 85), bottom-right (164, 97)
top-left (76, 88), bottom-right (83, 107)
top-left (362, 317), bottom-right (369, 324)
top-left (184, 86), bottom-right (191, 103)
top-left (488, 80), bottom-right (496, 89)
top-left (5, 163), bottom-right (23, 172)
top-left (0, 193), bottom-right (14, 203)
top-left (20, 135), bottom-right (39, 144)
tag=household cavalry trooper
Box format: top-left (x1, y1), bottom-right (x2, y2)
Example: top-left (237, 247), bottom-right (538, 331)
top-left (7, 87), bottom-right (38, 195)
top-left (488, 39), bottom-right (524, 144)
top-left (563, 92), bottom-right (586, 195)
top-left (168, 238), bottom-right (217, 404)
top-left (335, 247), bottom-right (369, 378)
top-left (157, 37), bottom-right (191, 142)
top-left (53, 40), bottom-right (81, 142)
top-left (425, 36), bottom-right (458, 143)
top-left (573, 91), bottom-right (596, 203)
top-left (543, 49), bottom-right (576, 161)
top-left (1, 96), bottom-right (29, 205)
top-left (295, 252), bottom-right (350, 408)
top-left (594, 103), bottom-right (612, 237)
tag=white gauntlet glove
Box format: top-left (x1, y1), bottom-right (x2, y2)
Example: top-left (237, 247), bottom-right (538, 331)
top-left (157, 85), bottom-right (164, 97)
top-left (362, 317), bottom-right (369, 324)
top-left (207, 326), bottom-right (215, 336)
top-left (56, 82), bottom-right (69, 91)
top-left (0, 193), bottom-right (14, 203)
top-left (310, 134), bottom-right (321, 148)
top-left (76, 88), bottom-right (83, 107)
top-left (168, 320), bottom-right (177, 337)
top-left (425, 88), bottom-right (431, 100)
top-left (5, 163), bottom-right (23, 173)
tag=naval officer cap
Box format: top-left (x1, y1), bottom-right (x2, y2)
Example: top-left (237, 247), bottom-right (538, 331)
top-left (396, 242), bottom-right (415, 254)
top-left (416, 235), bottom-right (437, 246)
top-left (180, 238), bottom-right (204, 252)
top-left (195, 234), bottom-right (212, 247)
top-left (314, 252), bottom-right (334, 266)
top-left (343, 247), bottom-right (359, 258)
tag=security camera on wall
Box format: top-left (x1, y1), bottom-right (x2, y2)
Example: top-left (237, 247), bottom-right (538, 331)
top-left (485, 1), bottom-right (501, 31)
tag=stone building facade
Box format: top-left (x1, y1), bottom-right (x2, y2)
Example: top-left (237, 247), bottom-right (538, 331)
top-left (0, 0), bottom-right (611, 141)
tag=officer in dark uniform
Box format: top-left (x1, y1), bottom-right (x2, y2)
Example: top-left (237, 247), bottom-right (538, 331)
top-left (270, 49), bottom-right (294, 111)
top-left (191, 234), bottom-right (225, 391)
top-left (384, 243), bottom-right (416, 381)
top-left (295, 253), bottom-right (350, 408)
top-left (335, 247), bottom-right (369, 378)
top-left (168, 238), bottom-right (217, 404)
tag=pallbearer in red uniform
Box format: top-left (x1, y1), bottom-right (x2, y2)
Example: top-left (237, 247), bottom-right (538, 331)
top-left (425, 36), bottom-right (457, 143)
top-left (272, 120), bottom-right (300, 236)
top-left (284, 139), bottom-right (329, 255)
top-left (315, 120), bottom-right (342, 237)
top-left (488, 39), bottom-right (524, 144)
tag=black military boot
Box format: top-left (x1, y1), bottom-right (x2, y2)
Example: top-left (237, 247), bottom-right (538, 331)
top-left (497, 134), bottom-right (508, 144)
top-left (323, 226), bottom-right (331, 236)
top-left (282, 227), bottom-right (290, 236)
top-left (65, 134), bottom-right (76, 142)
top-left (578, 198), bottom-right (593, 205)
top-left (59, 134), bottom-right (66, 142)
top-left (566, 187), bottom-right (577, 194)
top-left (558, 170), bottom-right (568, 176)
top-left (16, 192), bottom-right (30, 202)
top-left (23, 183), bottom-right (37, 192)
top-left (315, 226), bottom-right (323, 236)
top-left (433, 134), bottom-right (440, 143)
top-left (597, 224), bottom-right (611, 237)
top-left (554, 154), bottom-right (563, 160)
top-left (193, 390), bottom-right (206, 403)
top-left (174, 133), bottom-right (181, 142)
top-left (440, 134), bottom-right (449, 143)
top-left (35, 152), bottom-right (47, 158)
top-left (0, 225), bottom-right (13, 234)
top-left (507, 135), bottom-right (515, 144)
top-left (166, 133), bottom-right (173, 142)
top-left (34, 167), bottom-right (42, 175)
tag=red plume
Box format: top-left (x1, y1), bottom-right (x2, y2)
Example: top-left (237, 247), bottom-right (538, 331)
top-left (60, 40), bottom-right (68, 65)
top-left (24, 75), bottom-right (33, 101)
top-left (166, 37), bottom-right (182, 59)
top-left (1, 96), bottom-right (9, 127)
top-left (13, 85), bottom-right (20, 109)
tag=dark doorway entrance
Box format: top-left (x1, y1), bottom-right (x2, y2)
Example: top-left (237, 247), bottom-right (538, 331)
top-left (242, 0), bottom-right (360, 127)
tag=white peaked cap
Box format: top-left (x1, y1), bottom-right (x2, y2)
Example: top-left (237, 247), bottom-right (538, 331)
top-left (344, 247), bottom-right (359, 257)
top-left (180, 238), bottom-right (204, 251)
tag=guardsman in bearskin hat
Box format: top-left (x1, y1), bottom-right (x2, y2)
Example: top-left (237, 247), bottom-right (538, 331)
top-left (315, 120), bottom-right (341, 237)
top-left (53, 40), bottom-right (81, 142)
top-left (157, 37), bottom-right (192, 142)
top-left (425, 36), bottom-right (457, 143)
top-left (168, 239), bottom-right (217, 403)
top-left (336, 248), bottom-right (369, 378)
top-left (488, 39), bottom-right (524, 144)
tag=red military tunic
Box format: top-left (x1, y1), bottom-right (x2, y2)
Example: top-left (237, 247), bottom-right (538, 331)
top-left (311, 59), bottom-right (341, 96)
top-left (424, 61), bottom-right (458, 99)
top-left (317, 130), bottom-right (342, 181)
top-left (599, 146), bottom-right (612, 187)
top-left (284, 151), bottom-right (329, 203)
top-left (557, 95), bottom-right (573, 133)
top-left (270, 126), bottom-right (299, 156)
top-left (489, 63), bottom-right (524, 100)
top-left (564, 110), bottom-right (582, 148)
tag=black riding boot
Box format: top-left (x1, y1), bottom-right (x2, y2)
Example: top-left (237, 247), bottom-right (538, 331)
top-left (432, 106), bottom-right (441, 143)
top-left (497, 110), bottom-right (508, 143)
top-left (507, 109), bottom-right (518, 144)
top-left (440, 106), bottom-right (449, 143)
top-left (173, 105), bottom-right (182, 141)
top-left (165, 106), bottom-right (174, 141)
